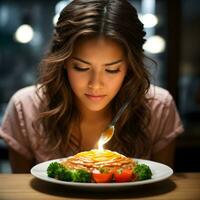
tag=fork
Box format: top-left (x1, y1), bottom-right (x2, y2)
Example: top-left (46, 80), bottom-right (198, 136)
top-left (97, 98), bottom-right (132, 148)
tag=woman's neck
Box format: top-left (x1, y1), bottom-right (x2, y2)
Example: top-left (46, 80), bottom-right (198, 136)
top-left (78, 104), bottom-right (112, 124)
top-left (75, 104), bottom-right (112, 151)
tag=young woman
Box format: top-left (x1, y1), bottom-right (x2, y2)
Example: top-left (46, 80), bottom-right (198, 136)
top-left (0, 0), bottom-right (184, 173)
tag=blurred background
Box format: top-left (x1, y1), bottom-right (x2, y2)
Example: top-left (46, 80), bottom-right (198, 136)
top-left (0, 0), bottom-right (200, 173)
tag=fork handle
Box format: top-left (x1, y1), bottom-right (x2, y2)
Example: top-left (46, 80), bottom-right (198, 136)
top-left (111, 99), bottom-right (131, 126)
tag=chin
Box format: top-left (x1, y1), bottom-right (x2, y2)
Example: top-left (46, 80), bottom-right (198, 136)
top-left (86, 105), bottom-right (107, 112)
top-left (79, 98), bottom-right (111, 112)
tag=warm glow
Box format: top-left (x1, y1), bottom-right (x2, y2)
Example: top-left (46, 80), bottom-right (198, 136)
top-left (14, 24), bottom-right (34, 43)
top-left (53, 0), bottom-right (73, 25)
top-left (139, 13), bottom-right (158, 28)
top-left (97, 126), bottom-right (114, 151)
top-left (98, 138), bottom-right (104, 150)
top-left (143, 35), bottom-right (166, 54)
top-left (53, 13), bottom-right (60, 25)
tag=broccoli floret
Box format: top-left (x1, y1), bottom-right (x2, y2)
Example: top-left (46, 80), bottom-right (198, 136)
top-left (47, 162), bottom-right (91, 182)
top-left (134, 164), bottom-right (152, 181)
top-left (47, 162), bottom-right (73, 181)
top-left (72, 169), bottom-right (91, 183)
top-left (47, 162), bottom-right (61, 178)
top-left (56, 166), bottom-right (73, 181)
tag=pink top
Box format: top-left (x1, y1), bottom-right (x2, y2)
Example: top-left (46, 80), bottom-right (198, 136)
top-left (0, 85), bottom-right (184, 163)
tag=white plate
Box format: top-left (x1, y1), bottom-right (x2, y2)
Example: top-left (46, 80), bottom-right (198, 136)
top-left (31, 158), bottom-right (173, 189)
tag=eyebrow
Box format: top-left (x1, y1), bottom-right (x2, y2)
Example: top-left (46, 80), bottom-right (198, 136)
top-left (72, 57), bottom-right (123, 66)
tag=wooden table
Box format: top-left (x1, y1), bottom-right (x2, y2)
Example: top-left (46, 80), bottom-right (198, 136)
top-left (0, 173), bottom-right (199, 200)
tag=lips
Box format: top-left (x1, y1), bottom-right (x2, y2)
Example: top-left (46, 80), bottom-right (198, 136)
top-left (85, 94), bottom-right (106, 101)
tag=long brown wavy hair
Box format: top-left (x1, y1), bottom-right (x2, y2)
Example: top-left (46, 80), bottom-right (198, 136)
top-left (35, 0), bottom-right (151, 158)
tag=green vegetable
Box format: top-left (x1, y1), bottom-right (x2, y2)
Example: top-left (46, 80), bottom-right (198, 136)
top-left (47, 162), bottom-right (72, 181)
top-left (134, 163), bottom-right (152, 180)
top-left (71, 169), bottom-right (91, 183)
top-left (99, 167), bottom-right (109, 173)
top-left (47, 162), bottom-right (91, 182)
top-left (56, 167), bottom-right (73, 181)
top-left (47, 162), bottom-right (61, 178)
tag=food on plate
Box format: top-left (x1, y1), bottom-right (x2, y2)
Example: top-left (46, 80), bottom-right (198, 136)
top-left (134, 163), bottom-right (152, 180)
top-left (47, 149), bottom-right (152, 183)
top-left (61, 149), bottom-right (136, 172)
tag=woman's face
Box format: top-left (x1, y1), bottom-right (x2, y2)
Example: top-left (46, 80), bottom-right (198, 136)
top-left (65, 36), bottom-right (128, 112)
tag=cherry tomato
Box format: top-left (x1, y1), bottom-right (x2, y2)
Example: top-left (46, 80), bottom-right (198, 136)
top-left (114, 169), bottom-right (135, 182)
top-left (92, 170), bottom-right (113, 183)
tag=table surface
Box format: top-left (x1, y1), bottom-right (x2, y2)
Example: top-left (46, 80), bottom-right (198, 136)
top-left (0, 173), bottom-right (199, 200)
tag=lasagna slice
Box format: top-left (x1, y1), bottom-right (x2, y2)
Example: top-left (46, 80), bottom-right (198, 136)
top-left (61, 149), bottom-right (136, 172)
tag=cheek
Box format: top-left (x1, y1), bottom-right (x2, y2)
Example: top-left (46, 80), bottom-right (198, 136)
top-left (67, 70), bottom-right (79, 91)
top-left (67, 70), bottom-right (88, 90)
top-left (106, 74), bottom-right (126, 93)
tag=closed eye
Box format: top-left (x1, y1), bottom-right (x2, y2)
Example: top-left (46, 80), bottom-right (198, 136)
top-left (73, 65), bottom-right (89, 72)
top-left (105, 69), bottom-right (120, 73)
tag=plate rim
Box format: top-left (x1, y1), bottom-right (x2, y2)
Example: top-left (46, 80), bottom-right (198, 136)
top-left (31, 158), bottom-right (173, 188)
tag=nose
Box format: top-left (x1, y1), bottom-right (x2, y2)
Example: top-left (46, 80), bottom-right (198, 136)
top-left (88, 70), bottom-right (104, 90)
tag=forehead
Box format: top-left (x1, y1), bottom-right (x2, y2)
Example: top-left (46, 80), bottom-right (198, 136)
top-left (72, 36), bottom-right (126, 60)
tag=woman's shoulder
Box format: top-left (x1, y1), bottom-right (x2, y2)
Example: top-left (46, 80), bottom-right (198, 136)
top-left (147, 84), bottom-right (173, 106)
top-left (10, 85), bottom-right (43, 111)
top-left (1, 85), bottom-right (45, 162)
top-left (146, 85), bottom-right (184, 154)
top-left (12, 85), bottom-right (41, 102)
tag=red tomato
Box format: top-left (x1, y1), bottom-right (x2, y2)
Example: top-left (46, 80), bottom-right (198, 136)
top-left (92, 170), bottom-right (113, 183)
top-left (114, 169), bottom-right (134, 182)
